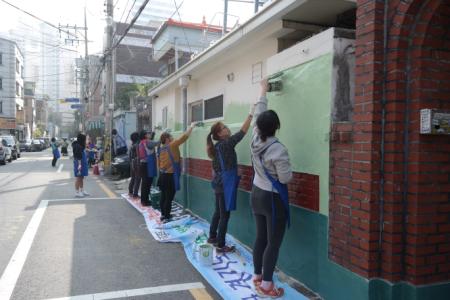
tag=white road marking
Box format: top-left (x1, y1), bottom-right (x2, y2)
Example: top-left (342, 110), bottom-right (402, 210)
top-left (0, 200), bottom-right (49, 300)
top-left (57, 164), bottom-right (64, 173)
top-left (44, 197), bottom-right (121, 202)
top-left (0, 197), bottom-right (119, 299)
top-left (45, 282), bottom-right (206, 300)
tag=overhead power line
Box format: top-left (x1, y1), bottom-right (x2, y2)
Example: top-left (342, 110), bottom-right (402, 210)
top-left (0, 0), bottom-right (78, 39)
top-left (106, 0), bottom-right (151, 56)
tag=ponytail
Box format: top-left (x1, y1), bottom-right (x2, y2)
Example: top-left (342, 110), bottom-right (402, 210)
top-left (206, 132), bottom-right (215, 159)
top-left (206, 121), bottom-right (225, 159)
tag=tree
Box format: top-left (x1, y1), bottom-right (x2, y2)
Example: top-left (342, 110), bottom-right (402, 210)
top-left (115, 81), bottom-right (158, 111)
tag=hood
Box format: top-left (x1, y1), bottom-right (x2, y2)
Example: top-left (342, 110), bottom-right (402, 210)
top-left (251, 135), bottom-right (279, 156)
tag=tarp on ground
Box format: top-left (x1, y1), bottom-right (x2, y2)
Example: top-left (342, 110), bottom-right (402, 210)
top-left (122, 193), bottom-right (308, 300)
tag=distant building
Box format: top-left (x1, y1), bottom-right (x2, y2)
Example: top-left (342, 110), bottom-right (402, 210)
top-left (151, 18), bottom-right (222, 77)
top-left (0, 37), bottom-right (25, 138)
top-left (23, 81), bottom-right (36, 139)
top-left (128, 0), bottom-right (174, 28)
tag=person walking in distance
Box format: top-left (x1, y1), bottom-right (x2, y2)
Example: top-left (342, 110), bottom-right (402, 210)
top-left (206, 111), bottom-right (254, 253)
top-left (50, 137), bottom-right (60, 167)
top-left (73, 133), bottom-right (90, 198)
top-left (128, 132), bottom-right (141, 199)
top-left (112, 129), bottom-right (127, 158)
top-left (157, 123), bottom-right (195, 222)
top-left (250, 79), bottom-right (292, 298)
top-left (138, 130), bottom-right (159, 206)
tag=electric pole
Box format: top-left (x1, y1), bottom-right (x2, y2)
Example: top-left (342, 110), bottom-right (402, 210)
top-left (104, 0), bottom-right (114, 172)
top-left (84, 7), bottom-right (89, 131)
top-left (223, 0), bottom-right (228, 36)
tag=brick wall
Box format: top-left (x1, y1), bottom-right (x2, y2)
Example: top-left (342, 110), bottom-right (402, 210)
top-left (329, 0), bottom-right (450, 285)
top-left (186, 158), bottom-right (320, 212)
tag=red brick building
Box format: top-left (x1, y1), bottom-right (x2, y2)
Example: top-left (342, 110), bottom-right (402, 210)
top-left (329, 0), bottom-right (450, 298)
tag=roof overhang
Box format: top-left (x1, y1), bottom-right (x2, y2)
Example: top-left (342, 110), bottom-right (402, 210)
top-left (148, 0), bottom-right (356, 97)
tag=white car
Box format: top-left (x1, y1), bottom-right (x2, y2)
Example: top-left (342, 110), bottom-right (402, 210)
top-left (0, 138), bottom-right (12, 165)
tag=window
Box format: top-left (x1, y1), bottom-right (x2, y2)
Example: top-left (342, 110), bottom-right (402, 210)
top-left (204, 95), bottom-right (223, 120)
top-left (0, 78), bottom-right (2, 90)
top-left (189, 101), bottom-right (203, 123)
top-left (21, 66), bottom-right (24, 78)
top-left (16, 59), bottom-right (19, 73)
top-left (16, 82), bottom-right (20, 96)
top-left (162, 106), bottom-right (168, 129)
top-left (0, 101), bottom-right (2, 113)
top-left (0, 53), bottom-right (2, 65)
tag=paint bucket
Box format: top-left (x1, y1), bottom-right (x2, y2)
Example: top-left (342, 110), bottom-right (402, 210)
top-left (198, 244), bottom-right (214, 266)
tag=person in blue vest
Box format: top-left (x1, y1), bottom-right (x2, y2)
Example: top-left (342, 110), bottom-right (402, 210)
top-left (137, 130), bottom-right (160, 206)
top-left (206, 110), bottom-right (254, 253)
top-left (50, 137), bottom-right (60, 167)
top-left (250, 79), bottom-right (292, 298)
top-left (87, 138), bottom-right (96, 168)
top-left (72, 133), bottom-right (90, 198)
top-left (128, 132), bottom-right (141, 199)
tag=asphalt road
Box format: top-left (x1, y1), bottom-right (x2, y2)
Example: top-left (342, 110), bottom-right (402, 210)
top-left (0, 150), bottom-right (220, 300)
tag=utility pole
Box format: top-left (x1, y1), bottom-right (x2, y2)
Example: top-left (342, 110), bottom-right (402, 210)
top-left (254, 0), bottom-right (259, 13)
top-left (223, 0), bottom-right (228, 36)
top-left (104, 0), bottom-right (114, 173)
top-left (84, 7), bottom-right (89, 132)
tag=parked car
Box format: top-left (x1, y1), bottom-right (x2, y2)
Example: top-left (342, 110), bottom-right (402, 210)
top-left (0, 138), bottom-right (12, 164)
top-left (38, 139), bottom-right (46, 149)
top-left (19, 139), bottom-right (33, 152)
top-left (111, 154), bottom-right (130, 178)
top-left (0, 135), bottom-right (20, 159)
top-left (31, 139), bottom-right (43, 151)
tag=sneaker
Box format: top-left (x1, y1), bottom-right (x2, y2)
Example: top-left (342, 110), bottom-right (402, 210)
top-left (82, 190), bottom-right (90, 196)
top-left (253, 277), bottom-right (262, 288)
top-left (75, 191), bottom-right (84, 198)
top-left (256, 283), bottom-right (284, 299)
top-left (216, 245), bottom-right (235, 253)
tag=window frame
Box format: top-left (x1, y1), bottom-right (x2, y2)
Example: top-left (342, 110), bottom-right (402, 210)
top-left (188, 100), bottom-right (204, 123)
top-left (203, 94), bottom-right (224, 122)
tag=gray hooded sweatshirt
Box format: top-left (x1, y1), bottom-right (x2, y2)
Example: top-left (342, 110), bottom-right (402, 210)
top-left (251, 96), bottom-right (292, 192)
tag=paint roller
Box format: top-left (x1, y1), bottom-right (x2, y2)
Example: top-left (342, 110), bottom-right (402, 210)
top-left (267, 71), bottom-right (284, 92)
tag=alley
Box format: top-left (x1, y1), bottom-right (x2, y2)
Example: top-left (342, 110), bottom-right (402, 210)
top-left (0, 150), bottom-right (219, 300)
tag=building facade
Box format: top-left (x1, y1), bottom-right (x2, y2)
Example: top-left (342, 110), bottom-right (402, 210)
top-left (0, 37), bottom-right (24, 138)
top-left (148, 0), bottom-right (450, 299)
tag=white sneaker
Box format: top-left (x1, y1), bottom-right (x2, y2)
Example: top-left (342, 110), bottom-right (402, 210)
top-left (75, 191), bottom-right (84, 198)
top-left (82, 190), bottom-right (90, 196)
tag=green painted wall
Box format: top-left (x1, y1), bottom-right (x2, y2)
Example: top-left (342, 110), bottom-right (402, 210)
top-left (175, 54), bottom-right (333, 215)
top-left (266, 54), bottom-right (332, 215)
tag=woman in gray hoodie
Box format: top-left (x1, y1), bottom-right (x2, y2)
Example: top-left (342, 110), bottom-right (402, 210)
top-left (250, 79), bottom-right (292, 298)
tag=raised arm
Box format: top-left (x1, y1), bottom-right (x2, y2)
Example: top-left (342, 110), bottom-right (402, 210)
top-left (172, 123), bottom-right (196, 147)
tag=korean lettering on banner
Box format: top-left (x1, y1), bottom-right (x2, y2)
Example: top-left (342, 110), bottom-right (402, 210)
top-left (212, 253), bottom-right (259, 300)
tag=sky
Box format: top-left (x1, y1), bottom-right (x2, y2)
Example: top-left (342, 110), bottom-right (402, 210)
top-left (0, 0), bottom-right (258, 55)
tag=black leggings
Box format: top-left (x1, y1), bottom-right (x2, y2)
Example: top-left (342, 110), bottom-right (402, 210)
top-left (139, 163), bottom-right (153, 206)
top-left (52, 156), bottom-right (58, 167)
top-left (209, 192), bottom-right (230, 248)
top-left (251, 185), bottom-right (287, 281)
top-left (159, 173), bottom-right (176, 219)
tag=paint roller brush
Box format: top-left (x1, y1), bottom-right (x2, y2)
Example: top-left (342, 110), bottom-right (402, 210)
top-left (267, 71), bottom-right (284, 92)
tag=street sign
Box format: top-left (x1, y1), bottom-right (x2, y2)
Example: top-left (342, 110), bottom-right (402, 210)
top-left (70, 104), bottom-right (84, 109)
top-left (65, 98), bottom-right (80, 103)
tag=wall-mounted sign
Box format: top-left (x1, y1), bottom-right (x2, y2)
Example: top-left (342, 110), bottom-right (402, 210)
top-left (65, 98), bottom-right (80, 103)
top-left (420, 109), bottom-right (450, 135)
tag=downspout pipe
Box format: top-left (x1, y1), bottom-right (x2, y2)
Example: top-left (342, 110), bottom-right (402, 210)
top-left (179, 76), bottom-right (189, 208)
top-left (378, 0), bottom-right (389, 276)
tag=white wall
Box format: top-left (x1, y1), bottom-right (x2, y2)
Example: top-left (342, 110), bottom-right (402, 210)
top-left (151, 37), bottom-right (277, 129)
